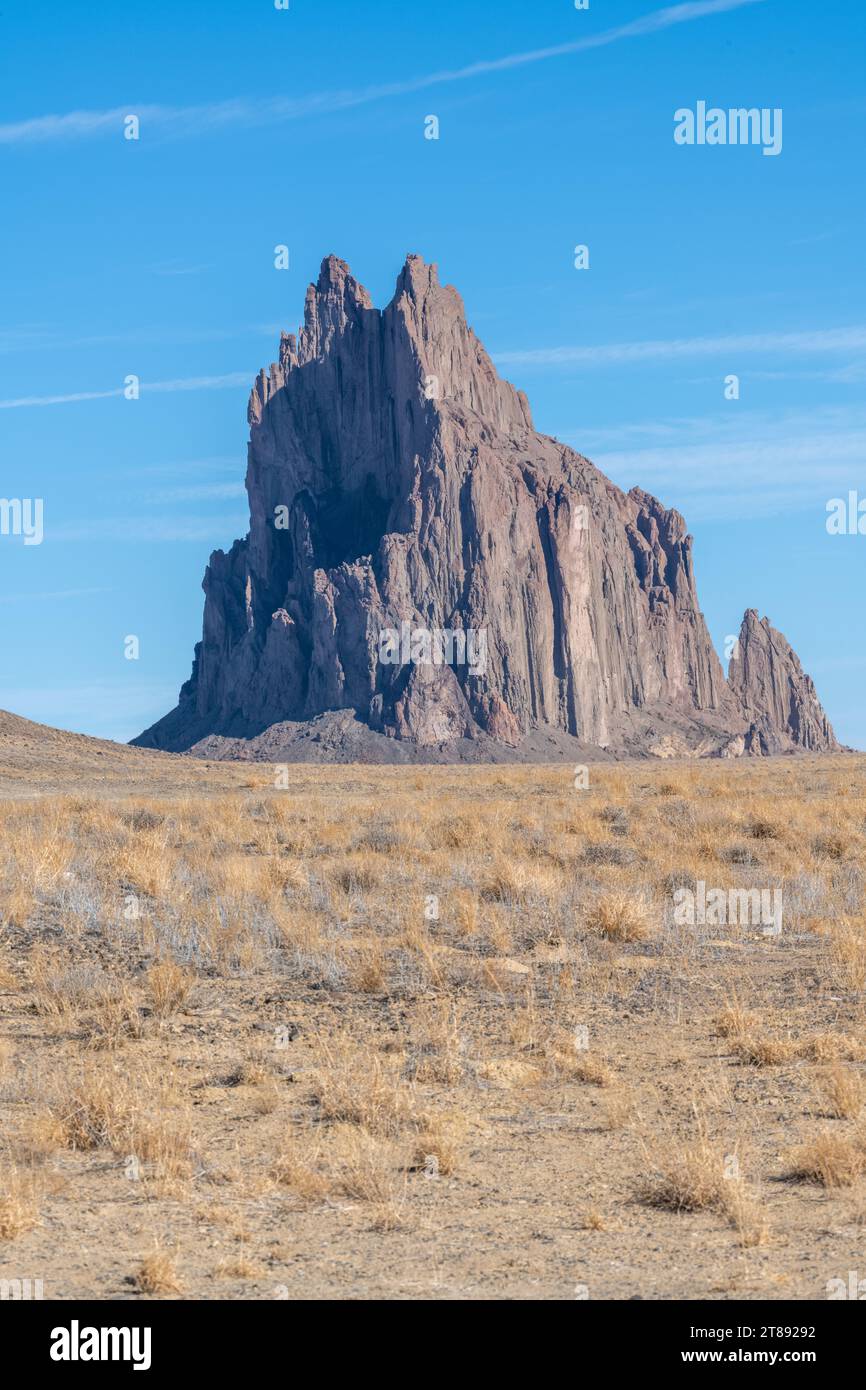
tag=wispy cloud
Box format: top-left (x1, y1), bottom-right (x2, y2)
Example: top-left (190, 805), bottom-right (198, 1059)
top-left (0, 587), bottom-right (111, 605)
top-left (6, 324), bottom-right (863, 412)
top-left (144, 482), bottom-right (246, 503)
top-left (146, 372), bottom-right (252, 394)
top-left (0, 323), bottom-right (278, 355)
top-left (571, 404), bottom-right (866, 453)
top-left (0, 0), bottom-right (764, 145)
top-left (752, 361), bottom-right (866, 385)
top-left (569, 405), bottom-right (866, 521)
top-left (495, 326), bottom-right (866, 368)
top-left (0, 387), bottom-right (124, 409)
top-left (0, 371), bottom-right (253, 410)
top-left (50, 515), bottom-right (248, 543)
top-left (123, 456), bottom-right (241, 478)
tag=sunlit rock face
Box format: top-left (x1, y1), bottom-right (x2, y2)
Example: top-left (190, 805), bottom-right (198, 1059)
top-left (726, 610), bottom-right (838, 755)
top-left (134, 255), bottom-right (836, 762)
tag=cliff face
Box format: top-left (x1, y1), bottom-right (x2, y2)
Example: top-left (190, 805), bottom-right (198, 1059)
top-left (134, 255), bottom-right (837, 762)
top-left (726, 610), bottom-right (839, 755)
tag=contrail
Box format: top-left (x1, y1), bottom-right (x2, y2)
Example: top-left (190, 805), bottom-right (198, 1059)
top-left (0, 0), bottom-right (765, 145)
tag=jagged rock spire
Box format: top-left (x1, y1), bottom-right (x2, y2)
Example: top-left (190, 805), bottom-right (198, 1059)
top-left (727, 610), bottom-right (838, 754)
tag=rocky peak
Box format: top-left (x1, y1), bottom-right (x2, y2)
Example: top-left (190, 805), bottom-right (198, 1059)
top-left (134, 255), bottom-right (840, 763)
top-left (727, 610), bottom-right (838, 753)
top-left (388, 253), bottom-right (533, 436)
top-left (393, 251), bottom-right (439, 302)
top-left (299, 255), bottom-right (373, 361)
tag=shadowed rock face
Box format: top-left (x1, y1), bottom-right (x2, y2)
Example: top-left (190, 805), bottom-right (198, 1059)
top-left (726, 610), bottom-right (839, 755)
top-left (134, 255), bottom-right (837, 761)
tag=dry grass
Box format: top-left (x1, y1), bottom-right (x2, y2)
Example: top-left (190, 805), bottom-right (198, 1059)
top-left (146, 961), bottom-right (192, 1019)
top-left (815, 1063), bottom-right (865, 1119)
top-left (788, 1131), bottom-right (866, 1187)
top-left (270, 1145), bottom-right (331, 1202)
top-left (214, 1254), bottom-right (263, 1279)
top-left (579, 1205), bottom-right (608, 1231)
top-left (309, 1040), bottom-right (415, 1137)
top-left (32, 1063), bottom-right (194, 1184)
top-left (571, 1054), bottom-right (615, 1087)
top-left (733, 1036), bottom-right (797, 1067)
top-left (135, 1248), bottom-right (182, 1295)
top-left (411, 1114), bottom-right (464, 1177)
top-left (54, 1070), bottom-right (136, 1151)
top-left (638, 1131), bottom-right (731, 1213)
top-left (723, 1180), bottom-right (770, 1249)
top-left (331, 1128), bottom-right (408, 1229)
top-left (0, 1165), bottom-right (40, 1240)
top-left (602, 1088), bottom-right (638, 1130)
top-left (714, 993), bottom-right (757, 1039)
top-left (1, 751), bottom-right (865, 1298)
top-left (585, 892), bottom-right (652, 942)
top-left (637, 1129), bottom-right (767, 1247)
top-left (828, 922), bottom-right (866, 991)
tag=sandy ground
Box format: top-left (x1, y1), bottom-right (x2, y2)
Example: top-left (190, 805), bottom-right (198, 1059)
top-left (1, 713), bottom-right (865, 1300)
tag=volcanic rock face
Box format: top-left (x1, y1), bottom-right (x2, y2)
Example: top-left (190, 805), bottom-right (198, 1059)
top-left (726, 610), bottom-right (838, 755)
top-left (135, 255), bottom-right (837, 761)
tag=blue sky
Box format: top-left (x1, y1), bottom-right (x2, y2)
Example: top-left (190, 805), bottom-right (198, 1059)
top-left (1, 0), bottom-right (864, 746)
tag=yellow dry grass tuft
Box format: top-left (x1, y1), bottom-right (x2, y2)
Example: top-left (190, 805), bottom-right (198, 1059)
top-left (146, 961), bottom-right (193, 1019)
top-left (815, 1063), bottom-right (865, 1119)
top-left (0, 1165), bottom-right (40, 1240)
top-left (585, 892), bottom-right (652, 942)
top-left (788, 1131), bottom-right (866, 1188)
top-left (135, 1248), bottom-right (182, 1295)
top-left (309, 1040), bottom-right (415, 1138)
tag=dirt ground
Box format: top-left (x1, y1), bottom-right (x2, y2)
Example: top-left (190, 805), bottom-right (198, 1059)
top-left (1, 713), bottom-right (865, 1300)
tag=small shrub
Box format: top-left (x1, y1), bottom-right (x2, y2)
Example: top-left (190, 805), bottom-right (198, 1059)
top-left (788, 1131), bottom-right (866, 1187)
top-left (585, 892), bottom-right (651, 942)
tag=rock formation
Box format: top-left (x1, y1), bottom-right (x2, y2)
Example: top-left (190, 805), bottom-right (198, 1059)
top-left (134, 254), bottom-right (839, 762)
top-left (725, 610), bottom-right (838, 756)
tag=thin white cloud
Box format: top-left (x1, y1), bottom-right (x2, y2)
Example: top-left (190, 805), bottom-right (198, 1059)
top-left (0, 323), bottom-right (277, 355)
top-left (125, 456), bottom-right (241, 477)
top-left (0, 587), bottom-right (110, 605)
top-left (0, 0), bottom-right (764, 145)
top-left (0, 387), bottom-right (123, 409)
top-left (50, 515), bottom-right (249, 543)
top-left (576, 405), bottom-right (866, 522)
top-left (0, 371), bottom-right (252, 410)
top-left (146, 372), bottom-right (252, 394)
top-left (683, 362), bottom-right (866, 385)
top-left (601, 431), bottom-right (866, 488)
top-left (5, 325), bottom-right (864, 413)
top-left (144, 481), bottom-right (246, 503)
top-left (495, 326), bottom-right (866, 368)
top-left (570, 404), bottom-right (866, 452)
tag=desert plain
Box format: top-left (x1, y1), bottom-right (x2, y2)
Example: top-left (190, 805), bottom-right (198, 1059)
top-left (1, 710), bottom-right (865, 1301)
